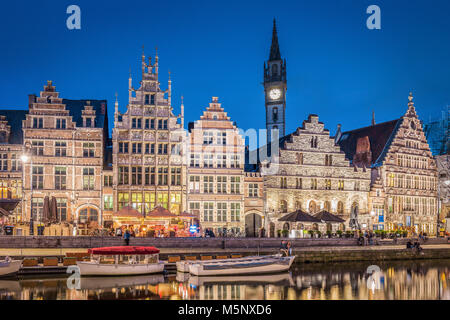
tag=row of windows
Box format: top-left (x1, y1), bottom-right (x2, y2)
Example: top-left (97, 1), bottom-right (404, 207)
top-left (32, 117), bottom-right (95, 129)
top-left (386, 173), bottom-right (437, 191)
top-left (190, 154), bottom-right (241, 168)
top-left (30, 141), bottom-right (96, 158)
top-left (279, 177), bottom-right (361, 191)
top-left (0, 154), bottom-right (22, 171)
top-left (387, 196), bottom-right (437, 215)
top-left (118, 142), bottom-right (179, 155)
top-left (189, 176), bottom-right (242, 194)
top-left (118, 166), bottom-right (181, 186)
top-left (397, 154), bottom-right (429, 169)
top-left (202, 131), bottom-right (227, 145)
top-left (31, 166), bottom-right (95, 190)
top-left (117, 192), bottom-right (181, 214)
top-left (189, 202), bottom-right (241, 222)
top-left (131, 118), bottom-right (167, 130)
top-left (293, 153), bottom-right (333, 166)
top-left (277, 199), bottom-right (350, 214)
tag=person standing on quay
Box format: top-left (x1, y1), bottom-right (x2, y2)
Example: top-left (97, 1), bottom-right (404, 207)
top-left (124, 229), bottom-right (131, 246)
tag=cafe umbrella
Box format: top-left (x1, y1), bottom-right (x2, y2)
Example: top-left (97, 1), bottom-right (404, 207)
top-left (50, 196), bottom-right (58, 223)
top-left (42, 196), bottom-right (50, 224)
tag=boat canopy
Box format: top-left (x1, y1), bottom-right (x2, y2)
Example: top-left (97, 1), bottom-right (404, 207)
top-left (88, 246), bottom-right (160, 255)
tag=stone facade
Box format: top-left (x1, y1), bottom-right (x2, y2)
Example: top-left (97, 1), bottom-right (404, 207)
top-left (112, 52), bottom-right (186, 218)
top-left (436, 154), bottom-right (449, 231)
top-left (261, 114), bottom-right (371, 236)
top-left (187, 97), bottom-right (245, 235)
top-left (0, 111), bottom-right (27, 228)
top-left (22, 81), bottom-right (108, 235)
top-left (244, 171), bottom-right (265, 236)
top-left (338, 94), bottom-right (438, 235)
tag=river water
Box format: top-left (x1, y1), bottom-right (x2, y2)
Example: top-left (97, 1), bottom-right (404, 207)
top-left (0, 260), bottom-right (449, 300)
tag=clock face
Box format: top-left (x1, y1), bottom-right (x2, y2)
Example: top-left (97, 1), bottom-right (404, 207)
top-left (269, 88), bottom-right (282, 100)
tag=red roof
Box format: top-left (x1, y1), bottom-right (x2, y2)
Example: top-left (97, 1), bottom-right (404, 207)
top-left (88, 246), bottom-right (160, 255)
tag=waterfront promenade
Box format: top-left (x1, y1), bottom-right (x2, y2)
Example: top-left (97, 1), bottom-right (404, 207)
top-left (0, 236), bottom-right (449, 263)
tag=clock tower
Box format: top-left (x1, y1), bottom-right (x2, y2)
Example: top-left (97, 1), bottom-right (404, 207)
top-left (264, 19), bottom-right (287, 143)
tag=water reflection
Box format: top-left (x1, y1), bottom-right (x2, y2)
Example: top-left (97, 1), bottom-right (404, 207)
top-left (0, 260), bottom-right (449, 300)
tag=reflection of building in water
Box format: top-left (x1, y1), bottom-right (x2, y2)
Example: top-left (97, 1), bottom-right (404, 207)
top-left (384, 268), bottom-right (440, 300)
top-left (1, 265), bottom-right (449, 300)
top-left (199, 284), bottom-right (246, 300)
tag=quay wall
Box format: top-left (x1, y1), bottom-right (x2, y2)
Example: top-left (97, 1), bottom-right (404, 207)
top-left (0, 236), bottom-right (448, 249)
top-left (292, 248), bottom-right (450, 263)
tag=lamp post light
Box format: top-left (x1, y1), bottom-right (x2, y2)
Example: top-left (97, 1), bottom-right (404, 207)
top-left (21, 144), bottom-right (33, 236)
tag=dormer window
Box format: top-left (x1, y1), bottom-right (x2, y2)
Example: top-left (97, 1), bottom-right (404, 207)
top-left (145, 95), bottom-right (150, 105)
top-left (56, 118), bottom-right (66, 129)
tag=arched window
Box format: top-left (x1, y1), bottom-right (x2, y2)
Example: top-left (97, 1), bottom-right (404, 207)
top-left (79, 207), bottom-right (98, 223)
top-left (324, 201), bottom-right (331, 212)
top-left (280, 200), bottom-right (288, 213)
top-left (337, 201), bottom-right (344, 214)
top-left (309, 201), bottom-right (317, 213)
top-left (351, 202), bottom-right (359, 216)
top-left (283, 222), bottom-right (290, 231)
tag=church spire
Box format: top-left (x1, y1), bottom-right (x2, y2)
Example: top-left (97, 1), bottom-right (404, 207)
top-left (269, 18), bottom-right (281, 61)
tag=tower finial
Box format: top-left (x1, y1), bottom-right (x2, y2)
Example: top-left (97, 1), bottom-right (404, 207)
top-left (168, 70), bottom-right (171, 81)
top-left (408, 92), bottom-right (413, 102)
top-left (372, 110), bottom-right (376, 126)
top-left (269, 18), bottom-right (281, 61)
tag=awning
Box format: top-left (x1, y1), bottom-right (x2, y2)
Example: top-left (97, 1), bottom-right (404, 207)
top-left (278, 210), bottom-right (322, 223)
top-left (88, 246), bottom-right (160, 255)
top-left (114, 206), bottom-right (143, 218)
top-left (313, 210), bottom-right (346, 223)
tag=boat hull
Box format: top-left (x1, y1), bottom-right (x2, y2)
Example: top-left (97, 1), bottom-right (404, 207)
top-left (176, 255), bottom-right (278, 273)
top-left (76, 261), bottom-right (165, 276)
top-left (189, 256), bottom-right (296, 276)
top-left (0, 260), bottom-right (22, 277)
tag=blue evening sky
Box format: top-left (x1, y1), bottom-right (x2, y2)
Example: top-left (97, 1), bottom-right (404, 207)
top-left (0, 0), bottom-right (449, 144)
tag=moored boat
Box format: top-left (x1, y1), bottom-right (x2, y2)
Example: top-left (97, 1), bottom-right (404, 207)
top-left (176, 255), bottom-right (278, 273)
top-left (76, 246), bottom-right (165, 276)
top-left (189, 255), bottom-right (296, 276)
top-left (0, 258), bottom-right (22, 278)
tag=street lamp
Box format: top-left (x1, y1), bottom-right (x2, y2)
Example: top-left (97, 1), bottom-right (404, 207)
top-left (21, 144), bottom-right (33, 236)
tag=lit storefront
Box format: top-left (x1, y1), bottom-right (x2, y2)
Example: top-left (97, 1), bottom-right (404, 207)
top-left (113, 205), bottom-right (197, 237)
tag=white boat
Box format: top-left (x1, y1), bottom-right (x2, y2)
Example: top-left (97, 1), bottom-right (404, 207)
top-left (176, 255), bottom-right (278, 273)
top-left (189, 255), bottom-right (296, 276)
top-left (0, 259), bottom-right (22, 278)
top-left (77, 246), bottom-right (165, 276)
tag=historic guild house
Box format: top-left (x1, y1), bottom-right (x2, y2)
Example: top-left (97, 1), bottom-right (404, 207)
top-left (0, 20), bottom-right (440, 237)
